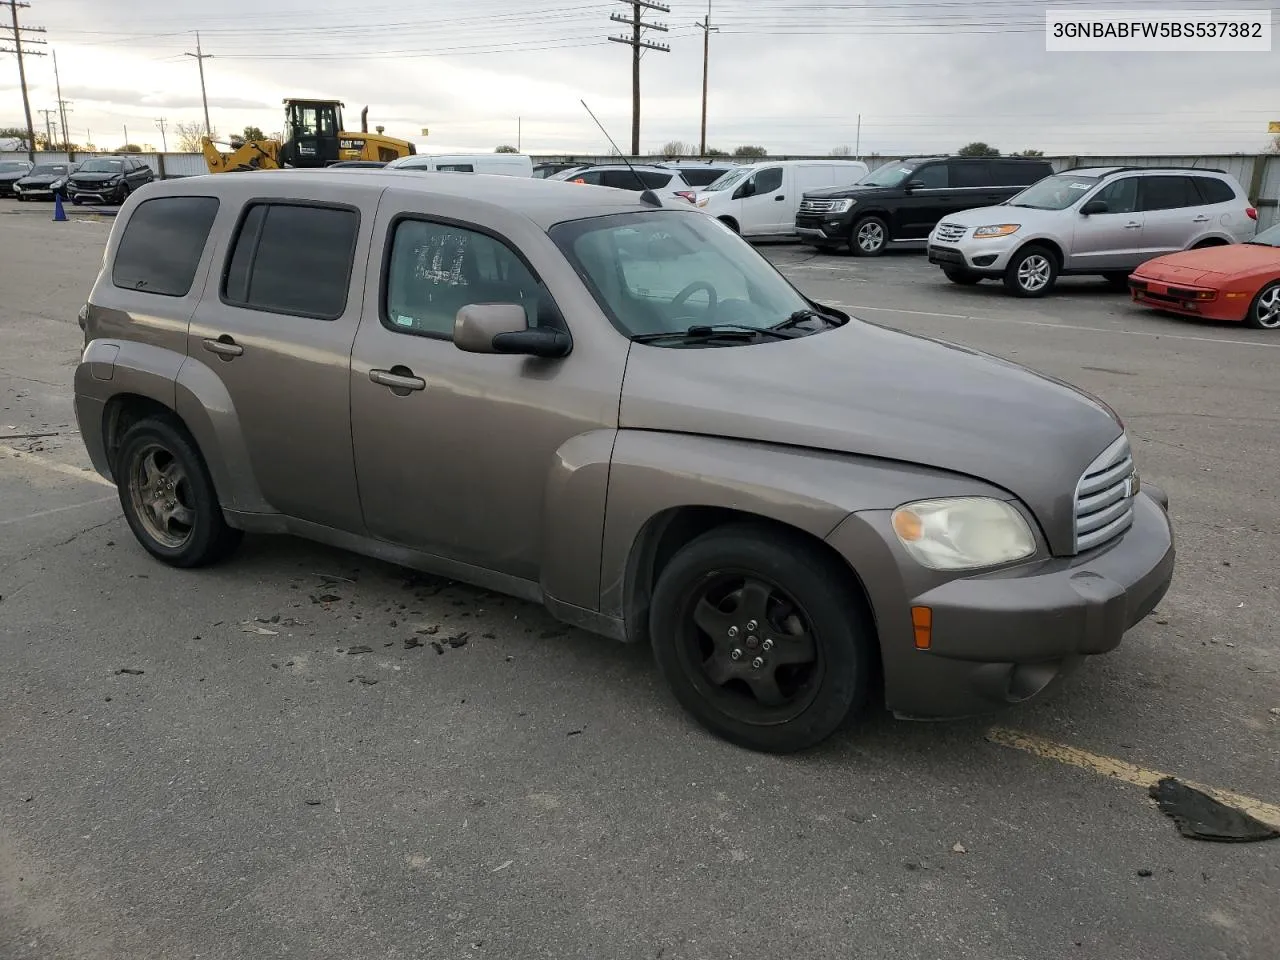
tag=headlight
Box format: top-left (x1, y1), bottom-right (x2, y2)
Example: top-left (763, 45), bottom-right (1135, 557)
top-left (51, 178), bottom-right (65, 188)
top-left (973, 224), bottom-right (1020, 239)
top-left (828, 199), bottom-right (856, 214)
top-left (891, 497), bottom-right (1036, 570)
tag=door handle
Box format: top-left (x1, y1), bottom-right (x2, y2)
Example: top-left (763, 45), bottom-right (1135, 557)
top-left (1123, 221), bottom-right (1142, 229)
top-left (1191, 215), bottom-right (1210, 223)
top-left (774, 195), bottom-right (785, 201)
top-left (202, 335), bottom-right (243, 359)
top-left (369, 367), bottom-right (426, 392)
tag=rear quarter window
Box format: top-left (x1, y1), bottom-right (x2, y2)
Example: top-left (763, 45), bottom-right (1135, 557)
top-left (1192, 177), bottom-right (1236, 205)
top-left (111, 196), bottom-right (220, 297)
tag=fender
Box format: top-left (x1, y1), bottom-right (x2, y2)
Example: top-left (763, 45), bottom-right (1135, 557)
top-left (539, 428), bottom-right (617, 613)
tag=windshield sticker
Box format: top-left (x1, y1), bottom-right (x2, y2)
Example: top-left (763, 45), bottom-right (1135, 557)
top-left (1068, 182), bottom-right (1092, 189)
top-left (395, 315), bottom-right (415, 327)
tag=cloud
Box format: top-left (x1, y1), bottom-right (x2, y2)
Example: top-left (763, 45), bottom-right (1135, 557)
top-left (60, 86), bottom-right (270, 111)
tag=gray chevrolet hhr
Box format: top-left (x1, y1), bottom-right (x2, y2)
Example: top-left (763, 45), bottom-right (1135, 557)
top-left (74, 170), bottom-right (1175, 753)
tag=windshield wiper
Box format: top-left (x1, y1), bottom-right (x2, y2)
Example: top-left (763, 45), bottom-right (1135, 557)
top-left (630, 323), bottom-right (792, 344)
top-left (771, 308), bottom-right (841, 333)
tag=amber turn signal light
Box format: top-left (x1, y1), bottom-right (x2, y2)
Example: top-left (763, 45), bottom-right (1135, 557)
top-left (911, 605), bottom-right (932, 650)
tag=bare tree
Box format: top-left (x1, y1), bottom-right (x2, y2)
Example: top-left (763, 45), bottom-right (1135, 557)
top-left (829, 145), bottom-right (853, 156)
top-left (660, 140), bottom-right (693, 157)
top-left (175, 120), bottom-right (218, 152)
top-left (1271, 134), bottom-right (1280, 154)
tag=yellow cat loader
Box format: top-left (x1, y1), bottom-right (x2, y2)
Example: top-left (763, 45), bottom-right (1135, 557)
top-left (202, 99), bottom-right (416, 173)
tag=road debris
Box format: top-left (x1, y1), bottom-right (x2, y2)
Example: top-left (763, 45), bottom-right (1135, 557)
top-left (951, 843), bottom-right (967, 854)
top-left (345, 645), bottom-right (372, 655)
top-left (114, 668), bottom-right (144, 676)
top-left (1149, 778), bottom-right (1280, 843)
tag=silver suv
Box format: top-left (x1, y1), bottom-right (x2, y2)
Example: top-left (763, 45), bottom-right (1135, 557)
top-left (927, 166), bottom-right (1258, 297)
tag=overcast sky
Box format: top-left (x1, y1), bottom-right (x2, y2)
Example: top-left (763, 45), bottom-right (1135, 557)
top-left (3, 0), bottom-right (1278, 156)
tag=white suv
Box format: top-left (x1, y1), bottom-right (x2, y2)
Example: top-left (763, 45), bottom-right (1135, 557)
top-left (927, 166), bottom-right (1259, 297)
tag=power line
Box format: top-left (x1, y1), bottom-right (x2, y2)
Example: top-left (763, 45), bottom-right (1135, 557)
top-left (609, 0), bottom-right (670, 155)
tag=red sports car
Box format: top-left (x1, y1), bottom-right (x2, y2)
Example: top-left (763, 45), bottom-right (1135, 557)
top-left (1128, 222), bottom-right (1280, 330)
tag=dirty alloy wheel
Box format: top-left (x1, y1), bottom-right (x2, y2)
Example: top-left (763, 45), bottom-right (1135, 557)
top-left (850, 216), bottom-right (888, 257)
top-left (1245, 281), bottom-right (1280, 330)
top-left (1003, 244), bottom-right (1058, 298)
top-left (115, 417), bottom-right (242, 567)
top-left (649, 524), bottom-right (874, 753)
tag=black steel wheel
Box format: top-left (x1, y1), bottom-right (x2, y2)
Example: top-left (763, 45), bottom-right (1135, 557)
top-left (650, 523), bottom-right (875, 753)
top-left (114, 416), bottom-right (241, 567)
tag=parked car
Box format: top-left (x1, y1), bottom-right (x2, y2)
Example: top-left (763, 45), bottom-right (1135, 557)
top-left (384, 153), bottom-right (533, 177)
top-left (74, 170), bottom-right (1174, 753)
top-left (694, 159), bottom-right (870, 238)
top-left (926, 166), bottom-right (1258, 297)
top-left (0, 159), bottom-right (33, 197)
top-left (66, 156), bottom-right (155, 205)
top-left (556, 163), bottom-right (698, 204)
top-left (12, 161), bottom-right (78, 200)
top-left (533, 161), bottom-right (587, 179)
top-left (655, 159), bottom-right (739, 194)
top-left (796, 156), bottom-right (1054, 256)
top-left (1129, 221), bottom-right (1280, 330)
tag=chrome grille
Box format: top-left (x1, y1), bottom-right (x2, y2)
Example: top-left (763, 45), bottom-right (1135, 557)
top-left (934, 222), bottom-right (967, 242)
top-left (799, 198), bottom-right (838, 214)
top-left (1074, 434), bottom-right (1136, 552)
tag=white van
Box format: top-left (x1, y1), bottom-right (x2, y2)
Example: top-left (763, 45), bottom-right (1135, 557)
top-left (384, 153), bottom-right (534, 177)
top-left (695, 159), bottom-right (870, 238)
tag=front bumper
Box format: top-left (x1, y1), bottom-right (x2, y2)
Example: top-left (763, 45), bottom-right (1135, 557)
top-left (1128, 276), bottom-right (1247, 322)
top-left (795, 212), bottom-right (854, 244)
top-left (827, 488), bottom-right (1175, 719)
top-left (927, 236), bottom-right (1021, 275)
top-left (67, 183), bottom-right (118, 203)
top-left (0, 181), bottom-right (19, 197)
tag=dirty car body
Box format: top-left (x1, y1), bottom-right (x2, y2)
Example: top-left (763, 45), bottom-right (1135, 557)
top-left (74, 169), bottom-right (1175, 752)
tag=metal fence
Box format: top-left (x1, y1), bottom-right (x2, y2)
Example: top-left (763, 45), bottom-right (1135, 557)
top-left (9, 150), bottom-right (1277, 229)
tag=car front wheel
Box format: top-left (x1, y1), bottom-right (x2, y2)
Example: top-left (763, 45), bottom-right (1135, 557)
top-left (850, 215), bottom-right (888, 256)
top-left (1004, 244), bottom-right (1058, 297)
top-left (114, 416), bottom-right (242, 567)
top-left (649, 523), bottom-right (875, 753)
top-left (1247, 281), bottom-right (1280, 330)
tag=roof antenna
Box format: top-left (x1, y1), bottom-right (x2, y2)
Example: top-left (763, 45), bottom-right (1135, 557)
top-left (579, 98), bottom-right (663, 207)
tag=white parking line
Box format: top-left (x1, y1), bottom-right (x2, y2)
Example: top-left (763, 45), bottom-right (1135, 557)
top-left (823, 302), bottom-right (1280, 348)
top-left (0, 495), bottom-right (116, 526)
top-left (0, 445), bottom-right (116, 488)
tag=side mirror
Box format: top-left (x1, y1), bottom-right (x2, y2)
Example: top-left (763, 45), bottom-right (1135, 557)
top-left (1080, 199), bottom-right (1109, 216)
top-left (454, 303), bottom-right (570, 359)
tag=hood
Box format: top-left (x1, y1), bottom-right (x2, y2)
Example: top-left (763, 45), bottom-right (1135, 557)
top-left (619, 319), bottom-right (1122, 555)
top-left (934, 203), bottom-right (1065, 231)
top-left (1139, 242), bottom-right (1280, 281)
top-left (18, 174), bottom-right (63, 186)
top-left (803, 183), bottom-right (897, 200)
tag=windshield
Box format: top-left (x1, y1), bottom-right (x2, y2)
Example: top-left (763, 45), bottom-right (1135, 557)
top-left (1007, 174), bottom-right (1100, 210)
top-left (0, 162), bottom-right (27, 173)
top-left (30, 164), bottom-right (68, 176)
top-left (702, 166), bottom-right (752, 192)
top-left (858, 163), bottom-right (915, 187)
top-left (549, 211), bottom-right (815, 342)
top-left (1249, 223), bottom-right (1280, 246)
top-left (79, 159), bottom-right (124, 173)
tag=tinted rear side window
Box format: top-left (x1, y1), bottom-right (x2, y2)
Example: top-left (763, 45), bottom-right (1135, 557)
top-left (112, 196), bottom-right (219, 297)
top-left (680, 167), bottom-right (730, 186)
top-left (1139, 176), bottom-right (1200, 211)
top-left (994, 160), bottom-right (1051, 186)
top-left (951, 161), bottom-right (991, 188)
top-left (222, 202), bottom-right (358, 319)
top-left (1191, 177), bottom-right (1235, 204)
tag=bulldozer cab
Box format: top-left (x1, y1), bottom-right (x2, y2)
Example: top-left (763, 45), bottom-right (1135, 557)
top-left (278, 99), bottom-right (344, 168)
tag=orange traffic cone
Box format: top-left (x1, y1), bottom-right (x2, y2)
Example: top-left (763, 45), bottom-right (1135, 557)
top-left (52, 193), bottom-right (68, 222)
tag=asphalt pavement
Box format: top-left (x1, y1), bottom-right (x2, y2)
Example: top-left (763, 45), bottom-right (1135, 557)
top-left (1, 204), bottom-right (1277, 960)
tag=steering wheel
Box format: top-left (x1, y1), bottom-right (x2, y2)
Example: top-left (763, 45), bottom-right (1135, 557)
top-left (670, 281), bottom-right (718, 312)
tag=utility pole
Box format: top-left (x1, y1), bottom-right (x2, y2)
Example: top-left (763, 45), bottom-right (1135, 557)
top-left (1, 1), bottom-right (48, 161)
top-left (184, 31), bottom-right (213, 137)
top-left (53, 47), bottom-right (69, 147)
top-left (517, 116), bottom-right (521, 152)
top-left (855, 114), bottom-right (861, 159)
top-left (38, 105), bottom-right (54, 149)
top-left (608, 0), bottom-right (669, 155)
top-left (696, 0), bottom-right (718, 157)
top-left (155, 117), bottom-right (168, 152)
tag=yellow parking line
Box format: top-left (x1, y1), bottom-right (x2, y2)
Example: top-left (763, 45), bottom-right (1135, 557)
top-left (0, 445), bottom-right (115, 489)
top-left (987, 726), bottom-right (1280, 830)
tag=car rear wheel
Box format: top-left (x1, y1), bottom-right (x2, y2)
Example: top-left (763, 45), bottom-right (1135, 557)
top-left (943, 267), bottom-right (980, 285)
top-left (1004, 244), bottom-right (1058, 297)
top-left (114, 416), bottom-right (242, 568)
top-left (649, 523), bottom-right (874, 753)
top-left (1246, 281), bottom-right (1280, 330)
top-left (850, 216), bottom-right (888, 257)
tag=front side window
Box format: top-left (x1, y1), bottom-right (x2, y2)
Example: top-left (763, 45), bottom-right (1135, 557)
top-left (384, 219), bottom-right (545, 338)
top-left (912, 163), bottom-right (949, 188)
top-left (550, 211), bottom-right (813, 340)
top-left (1090, 177), bottom-right (1138, 214)
top-left (112, 196), bottom-right (220, 297)
top-left (752, 167), bottom-right (784, 194)
top-left (222, 202), bottom-right (358, 319)
top-left (1007, 174), bottom-right (1100, 210)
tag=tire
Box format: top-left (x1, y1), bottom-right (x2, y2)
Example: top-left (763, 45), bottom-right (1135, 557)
top-left (114, 416), bottom-right (242, 568)
top-left (1245, 280), bottom-right (1280, 330)
top-left (1102, 272), bottom-right (1130, 289)
top-left (1003, 244), bottom-right (1058, 297)
top-left (114, 183), bottom-right (130, 205)
top-left (943, 267), bottom-right (980, 285)
top-left (15, 194), bottom-right (25, 202)
top-left (649, 523), bottom-right (875, 753)
top-left (850, 215), bottom-right (888, 257)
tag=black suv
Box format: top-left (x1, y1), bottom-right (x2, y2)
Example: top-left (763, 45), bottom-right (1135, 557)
top-left (796, 156), bottom-right (1055, 256)
top-left (66, 156), bottom-right (156, 206)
